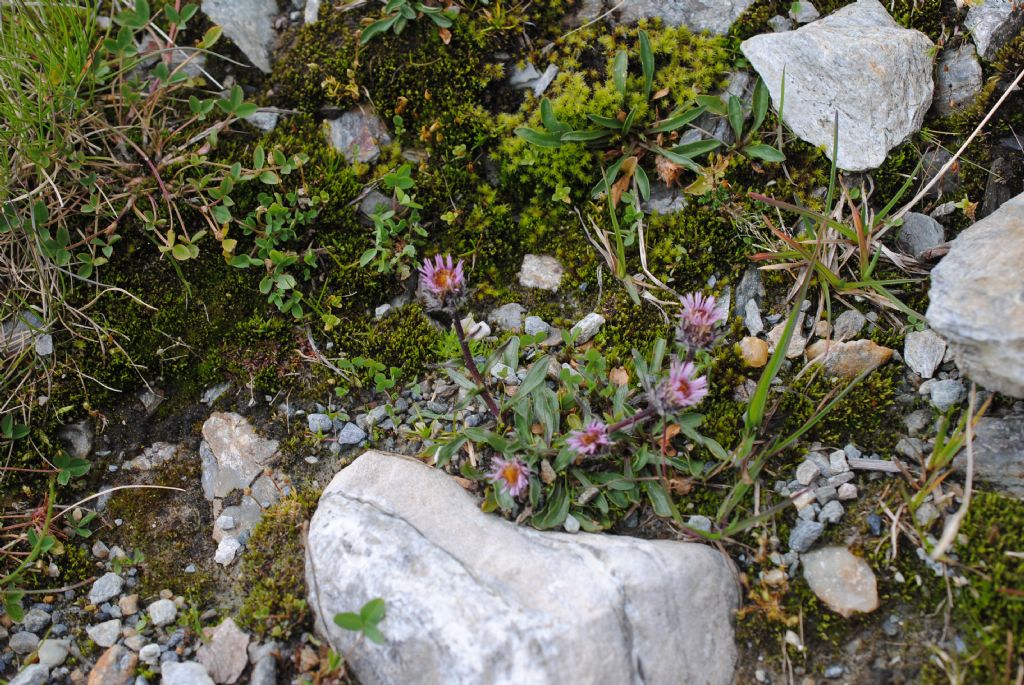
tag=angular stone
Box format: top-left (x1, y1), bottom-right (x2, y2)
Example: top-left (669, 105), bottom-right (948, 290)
top-left (215, 536), bottom-right (242, 566)
top-left (124, 442), bottom-right (178, 471)
top-left (767, 316), bottom-right (807, 359)
top-left (571, 313), bottom-right (605, 344)
top-left (200, 413), bottom-right (279, 500)
top-left (147, 598), bottom-right (177, 627)
top-left (57, 420), bottom-right (93, 459)
top-left (518, 254), bottom-right (563, 291)
top-left (932, 45), bottom-right (983, 116)
top-left (197, 618), bottom-right (250, 684)
top-left (162, 662), bottom-right (216, 685)
top-left (927, 192), bottom-right (1024, 397)
top-left (808, 339), bottom-right (893, 378)
top-left (37, 638), bottom-right (69, 668)
top-left (87, 619), bottom-right (121, 648)
top-left (741, 0), bottom-right (934, 171)
top-left (795, 460), bottom-right (820, 486)
top-left (201, 0), bottom-right (277, 72)
top-left (488, 303), bottom-right (526, 332)
top-left (897, 212), bottom-right (945, 258)
top-left (524, 316), bottom-right (551, 337)
top-left (956, 416), bottom-right (1024, 498)
top-left (965, 0), bottom-right (1024, 59)
top-left (9, 665), bottom-right (49, 685)
top-left (904, 329), bottom-right (947, 379)
top-left (802, 546), bottom-right (879, 617)
top-left (508, 62), bottom-right (559, 97)
top-left (929, 378), bottom-right (965, 411)
top-left (326, 107), bottom-right (391, 164)
top-left (88, 645), bottom-right (137, 685)
top-left (306, 452), bottom-right (739, 685)
top-left (337, 422), bottom-right (367, 446)
top-left (832, 309), bottom-right (866, 341)
top-left (613, 0), bottom-right (756, 35)
top-left (789, 0), bottom-right (820, 23)
top-left (89, 572), bottom-right (125, 605)
top-left (788, 519), bottom-right (824, 553)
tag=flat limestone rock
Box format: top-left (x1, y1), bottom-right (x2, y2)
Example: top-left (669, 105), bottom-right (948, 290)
top-left (741, 0), bottom-right (934, 171)
top-left (927, 191), bottom-right (1024, 398)
top-left (306, 451), bottom-right (739, 685)
top-left (201, 0), bottom-right (277, 73)
top-left (200, 412), bottom-right (279, 500)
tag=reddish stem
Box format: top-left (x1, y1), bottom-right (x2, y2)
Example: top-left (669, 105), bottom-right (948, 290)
top-left (451, 312), bottom-right (504, 425)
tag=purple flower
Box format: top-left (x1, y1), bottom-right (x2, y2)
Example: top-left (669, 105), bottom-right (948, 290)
top-left (419, 254), bottom-right (465, 306)
top-left (486, 456), bottom-right (531, 498)
top-left (677, 292), bottom-right (725, 349)
top-left (663, 360), bottom-right (709, 408)
top-left (566, 420), bottom-right (612, 456)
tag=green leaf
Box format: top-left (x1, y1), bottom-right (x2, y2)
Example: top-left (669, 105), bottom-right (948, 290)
top-left (635, 164), bottom-right (650, 201)
top-left (360, 15), bottom-right (397, 44)
top-left (199, 25), bottom-right (222, 48)
top-left (727, 95), bottom-right (744, 142)
top-left (613, 49), bottom-right (628, 98)
top-left (559, 129), bottom-right (610, 143)
top-left (509, 355), bottom-right (550, 407)
top-left (752, 78), bottom-right (770, 132)
top-left (647, 145), bottom-right (701, 173)
top-left (361, 598), bottom-right (386, 624)
top-left (670, 139), bottom-right (721, 158)
top-left (540, 98), bottom-right (568, 134)
top-left (362, 624), bottom-right (386, 644)
top-left (171, 244), bottom-right (192, 261)
top-left (647, 106), bottom-right (704, 133)
top-left (621, 107), bottom-right (638, 135)
top-left (259, 170), bottom-right (281, 185)
top-left (532, 484), bottom-right (569, 530)
top-left (742, 143), bottom-right (786, 163)
top-left (253, 144), bottom-right (266, 169)
top-left (333, 612), bottom-right (363, 631)
top-left (695, 94), bottom-right (727, 116)
top-left (4, 591), bottom-right (25, 623)
top-left (587, 113), bottom-right (623, 130)
top-left (645, 481), bottom-right (675, 518)
top-left (514, 127), bottom-right (563, 148)
top-left (359, 248), bottom-right (377, 267)
top-left (639, 30), bottom-right (654, 100)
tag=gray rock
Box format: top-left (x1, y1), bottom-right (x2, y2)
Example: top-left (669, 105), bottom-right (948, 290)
top-left (904, 329), bottom-right (947, 379)
top-left (957, 416), bottom-right (1024, 498)
top-left (306, 452), bottom-right (739, 685)
top-left (21, 607), bottom-right (51, 633)
top-left (337, 422), bottom-right (368, 446)
top-left (200, 412), bottom-right (279, 500)
top-left (0, 310), bottom-right (45, 355)
top-left (768, 14), bottom-right (793, 31)
top-left (802, 546), bottom-right (878, 617)
top-left (795, 460), bottom-right (820, 486)
top-left (366, 405), bottom-right (390, 427)
top-left (488, 303), bottom-right (525, 331)
top-left (307, 413), bottom-right (334, 434)
top-left (929, 379), bottom-right (965, 411)
top-left (914, 501), bottom-right (941, 527)
top-left (8, 665), bottom-right (49, 685)
top-left (215, 536), bottom-right (242, 566)
top-left (57, 420), bottom-right (92, 459)
top-left (245, 110), bottom-right (280, 132)
top-left (304, 0), bottom-right (320, 24)
top-left (326, 108), bottom-right (391, 164)
top-left (734, 267), bottom-right (765, 324)
top-left (744, 299), bottom-right (764, 336)
top-left (928, 192), bottom-right (1024, 398)
top-left (147, 599), bottom-right (177, 627)
top-left (201, 382), bottom-right (231, 404)
top-left (87, 618), bottom-right (121, 648)
top-left (10, 630), bottom-right (40, 654)
top-left (832, 309), bottom-right (866, 341)
top-left (932, 45), bottom-right (983, 116)
top-left (904, 408), bottom-right (932, 436)
top-left (34, 333), bottom-right (53, 355)
top-left (36, 638), bottom-right (69, 668)
top-left (829, 450), bottom-right (849, 474)
top-left (570, 313), bottom-right (606, 344)
top-left (519, 254), bottom-right (564, 291)
top-left (789, 0), bottom-right (819, 23)
top-left (612, 0), bottom-right (757, 35)
top-left (197, 617), bottom-right (250, 684)
top-left (641, 182), bottom-right (687, 214)
top-left (524, 316), bottom-right (551, 337)
top-left (897, 212), bottom-right (945, 258)
top-left (139, 643), bottom-right (161, 665)
top-left (161, 661), bottom-right (216, 685)
top-left (124, 441), bottom-right (178, 471)
top-left (508, 62), bottom-right (559, 97)
top-left (89, 572), bottom-right (125, 605)
top-left (921, 148), bottom-right (961, 199)
top-left (251, 654), bottom-right (277, 685)
top-left (741, 0), bottom-right (934, 171)
top-left (490, 362), bottom-right (518, 383)
top-left (201, 0), bottom-right (277, 72)
top-left (88, 644), bottom-right (137, 685)
top-left (981, 150), bottom-right (1024, 218)
top-left (965, 0), bottom-right (1024, 59)
top-left (788, 519), bottom-right (824, 553)
top-left (819, 500), bottom-right (845, 525)
top-left (360, 189), bottom-right (391, 218)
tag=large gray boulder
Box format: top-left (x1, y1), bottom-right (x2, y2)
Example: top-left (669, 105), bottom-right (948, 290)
top-left (957, 416), bottom-right (1024, 498)
top-left (201, 0), bottom-right (277, 73)
top-left (741, 0), bottom-right (934, 171)
top-left (306, 451), bottom-right (739, 685)
top-left (927, 191), bottom-right (1024, 398)
top-left (577, 0), bottom-right (756, 34)
top-left (965, 0), bottom-right (1024, 60)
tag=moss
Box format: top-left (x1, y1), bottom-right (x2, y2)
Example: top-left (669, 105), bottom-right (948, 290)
top-left (339, 304), bottom-right (442, 377)
top-left (237, 488), bottom-right (320, 640)
top-left (949, 491), bottom-right (1024, 682)
top-left (105, 455), bottom-right (216, 599)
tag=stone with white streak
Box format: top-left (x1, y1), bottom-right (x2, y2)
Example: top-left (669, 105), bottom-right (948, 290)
top-left (965, 0), bottom-right (1024, 59)
top-left (326, 107), bottom-right (391, 164)
top-left (200, 413), bottom-right (279, 500)
top-left (306, 452), bottom-right (739, 685)
top-left (201, 0), bottom-right (277, 72)
top-left (927, 192), bottom-right (1024, 397)
top-left (741, 0), bottom-right (934, 171)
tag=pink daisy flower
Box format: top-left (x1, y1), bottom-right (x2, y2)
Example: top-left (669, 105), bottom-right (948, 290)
top-left (677, 292), bottom-right (725, 349)
top-left (663, 360), bottom-right (709, 408)
top-left (566, 420), bottom-right (612, 456)
top-left (486, 456), bottom-right (531, 498)
top-left (419, 254), bottom-right (465, 305)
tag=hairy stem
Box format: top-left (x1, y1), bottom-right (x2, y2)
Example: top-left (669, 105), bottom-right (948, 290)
top-left (451, 311), bottom-right (504, 425)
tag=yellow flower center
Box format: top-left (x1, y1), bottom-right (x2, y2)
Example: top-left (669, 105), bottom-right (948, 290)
top-left (434, 269), bottom-right (453, 290)
top-left (501, 464), bottom-right (520, 483)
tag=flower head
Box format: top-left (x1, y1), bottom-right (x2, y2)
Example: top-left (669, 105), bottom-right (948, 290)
top-left (566, 420), bottom-right (612, 456)
top-left (662, 360), bottom-right (709, 408)
top-left (676, 292), bottom-right (725, 350)
top-left (486, 456), bottom-right (531, 498)
top-left (419, 254), bottom-right (465, 307)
